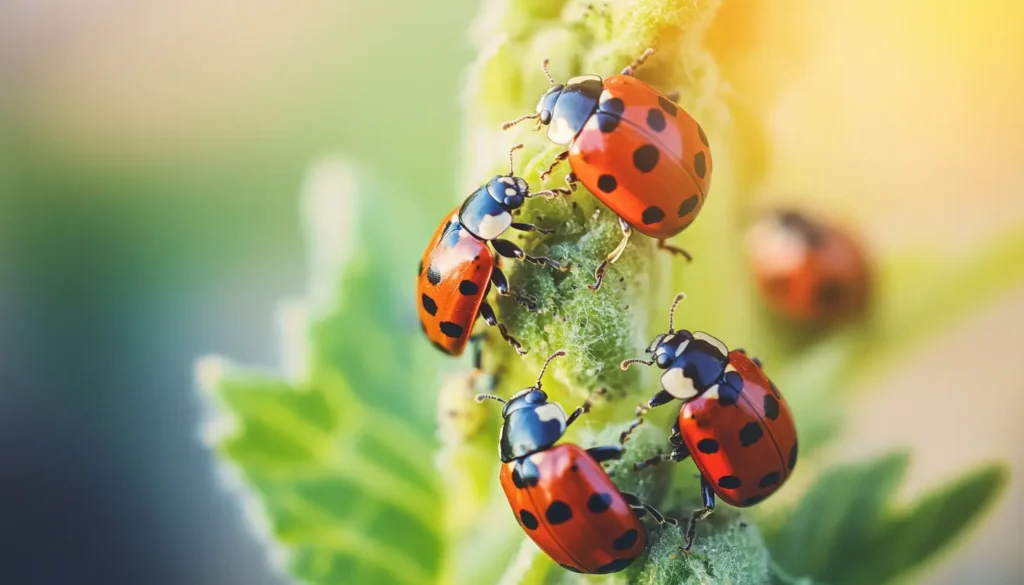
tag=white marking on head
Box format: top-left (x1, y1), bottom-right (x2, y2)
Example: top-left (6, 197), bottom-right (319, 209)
top-left (476, 211), bottom-right (512, 240)
top-left (661, 367), bottom-right (699, 400)
top-left (674, 339), bottom-right (690, 357)
top-left (505, 187), bottom-right (516, 196)
top-left (693, 332), bottom-right (728, 357)
top-left (547, 115), bottom-right (575, 144)
top-left (499, 177), bottom-right (514, 185)
top-left (534, 403), bottom-right (566, 423)
top-left (747, 217), bottom-right (808, 277)
top-left (599, 89), bottom-right (613, 102)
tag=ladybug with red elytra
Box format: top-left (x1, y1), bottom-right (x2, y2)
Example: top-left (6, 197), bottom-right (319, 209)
top-left (746, 208), bottom-right (871, 325)
top-left (502, 48), bottom-right (713, 290)
top-left (621, 293), bottom-right (798, 551)
top-left (477, 349), bottom-right (676, 574)
top-left (417, 144), bottom-right (570, 357)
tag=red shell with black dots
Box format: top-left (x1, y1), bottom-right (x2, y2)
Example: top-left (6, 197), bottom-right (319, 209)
top-left (499, 444), bottom-right (647, 574)
top-left (416, 207), bottom-right (493, 356)
top-left (678, 350), bottom-right (798, 507)
top-left (569, 75), bottom-right (712, 239)
top-left (746, 210), bottom-right (871, 324)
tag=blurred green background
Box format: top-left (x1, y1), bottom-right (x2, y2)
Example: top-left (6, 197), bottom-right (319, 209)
top-left (2, 1), bottom-right (1023, 584)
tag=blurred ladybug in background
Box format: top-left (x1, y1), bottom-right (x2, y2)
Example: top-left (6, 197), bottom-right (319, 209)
top-left (746, 209), bottom-right (871, 325)
top-left (503, 48), bottom-right (713, 290)
top-left (417, 145), bottom-right (570, 357)
top-left (622, 293), bottom-right (798, 551)
top-left (477, 350), bottom-right (676, 574)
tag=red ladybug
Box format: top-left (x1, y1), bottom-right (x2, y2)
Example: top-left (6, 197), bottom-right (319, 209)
top-left (417, 145), bottom-right (569, 357)
top-left (477, 350), bottom-right (675, 574)
top-left (746, 209), bottom-right (871, 324)
top-left (503, 48), bottom-right (712, 290)
top-left (621, 293), bottom-right (798, 551)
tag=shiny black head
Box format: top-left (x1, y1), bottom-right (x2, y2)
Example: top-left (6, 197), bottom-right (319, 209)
top-left (501, 59), bottom-right (603, 145)
top-left (484, 174), bottom-right (530, 210)
top-left (476, 350), bottom-right (570, 463)
top-left (535, 84), bottom-right (565, 125)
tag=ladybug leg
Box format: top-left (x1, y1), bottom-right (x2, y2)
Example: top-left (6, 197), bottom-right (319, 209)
top-left (589, 217), bottom-right (632, 291)
top-left (510, 221), bottom-right (555, 235)
top-left (565, 172), bottom-right (579, 192)
top-left (586, 444), bottom-right (623, 463)
top-left (478, 301), bottom-right (526, 355)
top-left (656, 238), bottom-right (693, 262)
top-left (490, 266), bottom-right (537, 311)
top-left (539, 150), bottom-right (569, 181)
top-left (683, 477), bottom-right (716, 552)
top-left (492, 238), bottom-right (570, 273)
top-left (566, 387), bottom-right (608, 427)
top-left (526, 187), bottom-right (572, 200)
top-left (634, 419), bottom-right (689, 471)
top-left (622, 492), bottom-right (678, 526)
top-left (620, 47), bottom-right (655, 76)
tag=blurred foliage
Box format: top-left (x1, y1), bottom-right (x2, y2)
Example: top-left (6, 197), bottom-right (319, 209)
top-left (198, 0), bottom-right (1021, 584)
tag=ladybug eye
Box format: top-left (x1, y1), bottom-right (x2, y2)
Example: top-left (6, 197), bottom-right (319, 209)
top-left (539, 110), bottom-right (552, 125)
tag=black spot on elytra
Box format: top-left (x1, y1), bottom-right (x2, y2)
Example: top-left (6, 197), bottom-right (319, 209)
top-left (759, 471), bottom-right (781, 488)
top-left (439, 321), bottom-right (464, 339)
top-left (698, 124), bottom-right (709, 147)
top-left (742, 495), bottom-right (766, 507)
top-left (597, 557), bottom-right (636, 574)
top-left (718, 371), bottom-right (744, 407)
top-left (658, 96), bottom-right (677, 116)
top-left (597, 174), bottom-right (618, 193)
top-left (511, 467), bottom-right (526, 488)
top-left (789, 443), bottom-right (799, 470)
top-left (458, 280), bottom-right (479, 296)
top-left (546, 501), bottom-right (573, 524)
top-left (421, 294), bottom-right (438, 316)
top-left (588, 492), bottom-right (613, 513)
top-left (597, 112), bottom-right (621, 133)
top-left (427, 265), bottom-right (441, 285)
top-left (641, 206), bottom-right (665, 225)
top-left (678, 195), bottom-right (699, 217)
top-left (646, 108), bottom-right (666, 132)
top-left (763, 394), bottom-right (780, 420)
top-left (613, 528), bottom-right (639, 551)
top-left (519, 509), bottom-right (539, 530)
top-left (602, 97), bottom-right (625, 116)
top-left (816, 280), bottom-right (845, 308)
top-left (718, 475), bottom-right (742, 489)
top-left (693, 152), bottom-right (707, 179)
top-left (697, 438), bottom-right (720, 454)
top-left (739, 422), bottom-right (763, 447)
top-left (559, 564), bottom-right (583, 574)
top-left (633, 144), bottom-right (660, 173)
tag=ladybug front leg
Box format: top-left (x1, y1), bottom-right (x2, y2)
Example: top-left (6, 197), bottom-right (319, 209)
top-left (539, 150), bottom-right (569, 181)
top-left (478, 301), bottom-right (525, 355)
top-left (492, 238), bottom-right (570, 272)
top-left (656, 238), bottom-right (693, 262)
top-left (509, 222), bottom-right (554, 235)
top-left (634, 419), bottom-right (691, 471)
top-left (565, 387), bottom-right (608, 427)
top-left (621, 492), bottom-right (678, 526)
top-left (589, 217), bottom-right (633, 291)
top-left (490, 265), bottom-right (537, 310)
top-left (683, 477), bottom-right (716, 551)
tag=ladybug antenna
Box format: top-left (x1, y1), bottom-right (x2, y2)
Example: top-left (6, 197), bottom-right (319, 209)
top-left (541, 57), bottom-right (555, 86)
top-left (501, 114), bottom-right (540, 131)
top-left (621, 357), bottom-right (655, 370)
top-left (475, 393), bottom-right (507, 405)
top-left (535, 349), bottom-right (567, 388)
top-left (507, 143), bottom-right (524, 176)
top-left (667, 292), bottom-right (686, 333)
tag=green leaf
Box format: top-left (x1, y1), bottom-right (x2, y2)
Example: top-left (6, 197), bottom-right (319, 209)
top-left (767, 454), bottom-right (1008, 585)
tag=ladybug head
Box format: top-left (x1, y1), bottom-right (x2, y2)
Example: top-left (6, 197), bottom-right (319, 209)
top-left (535, 84), bottom-right (565, 126)
top-left (485, 175), bottom-right (529, 210)
top-left (476, 350), bottom-right (570, 462)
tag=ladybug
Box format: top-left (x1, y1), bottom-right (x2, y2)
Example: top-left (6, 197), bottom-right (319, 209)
top-left (477, 350), bottom-right (675, 574)
top-left (621, 293), bottom-right (798, 551)
top-left (417, 144), bottom-right (569, 357)
top-left (746, 209), bottom-right (871, 324)
top-left (502, 48), bottom-right (712, 290)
